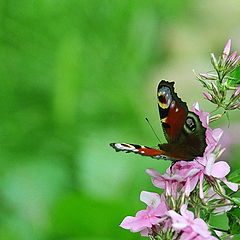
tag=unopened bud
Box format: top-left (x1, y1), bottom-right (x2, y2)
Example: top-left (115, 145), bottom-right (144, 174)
top-left (199, 74), bottom-right (216, 80)
top-left (227, 102), bottom-right (240, 110)
top-left (203, 92), bottom-right (212, 100)
top-left (232, 56), bottom-right (240, 68)
top-left (227, 51), bottom-right (237, 62)
top-left (210, 53), bottom-right (218, 68)
top-left (222, 39), bottom-right (231, 60)
top-left (230, 87), bottom-right (240, 101)
top-left (211, 82), bottom-right (221, 99)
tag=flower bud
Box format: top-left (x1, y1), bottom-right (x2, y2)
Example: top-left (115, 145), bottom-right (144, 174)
top-left (230, 87), bottom-right (240, 101)
top-left (199, 74), bottom-right (216, 80)
top-left (232, 55), bottom-right (240, 67)
top-left (227, 51), bottom-right (237, 62)
top-left (222, 39), bottom-right (231, 60)
top-left (210, 53), bottom-right (218, 69)
top-left (203, 92), bottom-right (212, 100)
top-left (227, 102), bottom-right (240, 110)
top-left (211, 82), bottom-right (221, 100)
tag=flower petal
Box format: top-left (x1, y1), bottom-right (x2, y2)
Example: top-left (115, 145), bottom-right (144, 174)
top-left (205, 154), bottom-right (216, 175)
top-left (140, 191), bottom-right (160, 207)
top-left (168, 210), bottom-right (188, 229)
top-left (145, 168), bottom-right (161, 177)
top-left (212, 128), bottom-right (223, 142)
top-left (222, 177), bottom-right (239, 191)
top-left (120, 216), bottom-right (150, 232)
top-left (199, 173), bottom-right (204, 199)
top-left (192, 218), bottom-right (209, 237)
top-left (180, 204), bottom-right (194, 220)
top-left (211, 161), bottom-right (230, 178)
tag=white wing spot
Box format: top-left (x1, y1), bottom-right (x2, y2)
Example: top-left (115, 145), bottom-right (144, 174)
top-left (140, 151), bottom-right (145, 154)
top-left (175, 108), bottom-right (179, 112)
top-left (116, 143), bottom-right (135, 151)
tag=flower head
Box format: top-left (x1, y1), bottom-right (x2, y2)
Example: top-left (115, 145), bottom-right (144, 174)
top-left (147, 103), bottom-right (238, 200)
top-left (120, 191), bottom-right (168, 235)
top-left (168, 205), bottom-right (218, 240)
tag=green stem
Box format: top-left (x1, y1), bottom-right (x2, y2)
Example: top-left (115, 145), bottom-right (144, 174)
top-left (207, 203), bottom-right (233, 208)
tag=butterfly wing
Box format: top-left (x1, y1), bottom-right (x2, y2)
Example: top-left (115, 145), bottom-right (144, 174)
top-left (110, 142), bottom-right (200, 161)
top-left (110, 143), bottom-right (170, 160)
top-left (110, 80), bottom-right (207, 161)
top-left (157, 80), bottom-right (207, 158)
top-left (157, 80), bottom-right (188, 143)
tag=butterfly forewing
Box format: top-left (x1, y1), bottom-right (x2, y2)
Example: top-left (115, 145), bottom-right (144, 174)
top-left (157, 80), bottom-right (188, 143)
top-left (110, 143), bottom-right (169, 160)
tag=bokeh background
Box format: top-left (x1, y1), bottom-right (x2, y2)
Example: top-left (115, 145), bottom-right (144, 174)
top-left (0, 0), bottom-right (240, 239)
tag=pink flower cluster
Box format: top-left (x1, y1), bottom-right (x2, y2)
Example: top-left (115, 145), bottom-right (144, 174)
top-left (146, 103), bottom-right (237, 200)
top-left (120, 191), bottom-right (218, 239)
top-left (120, 103), bottom-right (238, 239)
top-left (168, 205), bottom-right (218, 240)
top-left (120, 191), bottom-right (168, 236)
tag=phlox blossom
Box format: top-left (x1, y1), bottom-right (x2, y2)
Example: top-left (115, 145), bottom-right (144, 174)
top-left (192, 102), bottom-right (238, 193)
top-left (120, 191), bottom-right (168, 236)
top-left (146, 103), bottom-right (238, 200)
top-left (168, 205), bottom-right (218, 240)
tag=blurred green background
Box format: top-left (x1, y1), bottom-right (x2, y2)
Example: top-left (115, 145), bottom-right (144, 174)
top-left (0, 0), bottom-right (240, 239)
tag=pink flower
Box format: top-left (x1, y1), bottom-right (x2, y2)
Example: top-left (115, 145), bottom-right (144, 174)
top-left (147, 103), bottom-right (238, 199)
top-left (192, 103), bottom-right (238, 193)
top-left (192, 102), bottom-right (223, 156)
top-left (222, 39), bottom-right (231, 60)
top-left (120, 191), bottom-right (168, 235)
top-left (168, 205), bottom-right (218, 240)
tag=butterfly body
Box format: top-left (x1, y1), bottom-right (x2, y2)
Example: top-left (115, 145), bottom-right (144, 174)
top-left (110, 80), bottom-right (207, 161)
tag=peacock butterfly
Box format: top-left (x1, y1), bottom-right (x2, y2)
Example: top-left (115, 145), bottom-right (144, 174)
top-left (110, 80), bottom-right (207, 161)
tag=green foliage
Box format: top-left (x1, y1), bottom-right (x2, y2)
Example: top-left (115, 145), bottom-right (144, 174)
top-left (228, 65), bottom-right (240, 86)
top-left (228, 169), bottom-right (240, 184)
top-left (227, 208), bottom-right (240, 234)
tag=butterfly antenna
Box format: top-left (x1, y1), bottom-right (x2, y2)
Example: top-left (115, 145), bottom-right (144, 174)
top-left (145, 118), bottom-right (162, 144)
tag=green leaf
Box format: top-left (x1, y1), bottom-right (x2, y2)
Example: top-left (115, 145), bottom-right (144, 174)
top-left (233, 234), bottom-right (240, 239)
top-left (232, 198), bottom-right (240, 206)
top-left (228, 169), bottom-right (240, 184)
top-left (228, 65), bottom-right (240, 87)
top-left (227, 208), bottom-right (240, 234)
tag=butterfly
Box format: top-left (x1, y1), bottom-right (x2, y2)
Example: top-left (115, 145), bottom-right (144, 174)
top-left (110, 80), bottom-right (207, 161)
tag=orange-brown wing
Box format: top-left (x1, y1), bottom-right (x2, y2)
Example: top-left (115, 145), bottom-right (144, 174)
top-left (110, 142), bottom-right (199, 161)
top-left (110, 143), bottom-right (170, 160)
top-left (157, 80), bottom-right (188, 143)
